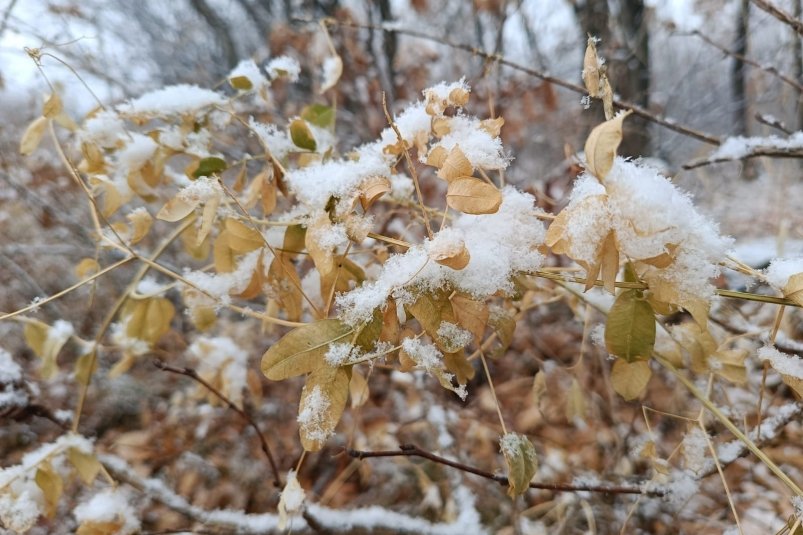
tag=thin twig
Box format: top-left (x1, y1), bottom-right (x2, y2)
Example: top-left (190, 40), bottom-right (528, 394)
top-left (315, 19), bottom-right (721, 146)
top-left (751, 0), bottom-right (803, 37)
top-left (683, 147), bottom-right (803, 170)
top-left (689, 30), bottom-right (803, 93)
top-left (346, 444), bottom-right (658, 496)
top-left (153, 360), bottom-right (283, 488)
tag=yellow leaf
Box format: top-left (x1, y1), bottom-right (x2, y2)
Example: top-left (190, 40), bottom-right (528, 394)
top-left (784, 272), bottom-right (803, 307)
top-left (601, 74), bottom-right (614, 120)
top-left (197, 194), bottom-right (220, 246)
top-left (306, 212), bottom-right (337, 279)
top-left (157, 194), bottom-right (198, 222)
top-left (67, 448), bottom-right (101, 485)
top-left (610, 359), bottom-right (652, 400)
top-left (605, 289), bottom-right (655, 362)
top-left (426, 145), bottom-right (448, 168)
top-left (446, 177), bottom-right (502, 215)
top-left (74, 350), bottom-right (97, 386)
top-left (20, 116), bottom-right (48, 155)
top-left (432, 117), bottom-right (451, 137)
top-left (349, 368), bottom-right (370, 408)
top-left (448, 87), bottom-right (470, 107)
top-left (451, 293), bottom-right (489, 345)
top-left (430, 241), bottom-right (471, 270)
top-left (488, 308), bottom-right (516, 358)
top-left (23, 320), bottom-right (48, 359)
top-left (261, 319), bottom-right (352, 380)
top-left (268, 254), bottom-right (303, 322)
top-left (298, 364), bottom-right (350, 451)
top-left (126, 209), bottom-right (153, 245)
top-left (35, 461), bottom-right (63, 518)
top-left (213, 231), bottom-right (236, 272)
top-left (712, 348), bottom-right (748, 384)
top-left (261, 172), bottom-right (277, 215)
top-left (289, 118), bottom-right (317, 151)
top-left (42, 95), bottom-right (63, 122)
top-left (122, 297), bottom-right (174, 344)
top-left (359, 175), bottom-right (391, 211)
top-left (582, 36), bottom-right (601, 97)
top-left (584, 110), bottom-right (631, 181)
top-left (225, 218), bottom-right (264, 253)
top-left (406, 290), bottom-right (456, 348)
top-left (599, 230), bottom-right (619, 294)
top-left (500, 432), bottom-right (537, 497)
top-left (77, 520), bottom-right (125, 535)
top-left (75, 258), bottom-right (100, 280)
top-left (437, 146), bottom-right (473, 181)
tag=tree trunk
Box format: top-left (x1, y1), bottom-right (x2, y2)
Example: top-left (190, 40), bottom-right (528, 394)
top-left (733, 0), bottom-right (750, 136)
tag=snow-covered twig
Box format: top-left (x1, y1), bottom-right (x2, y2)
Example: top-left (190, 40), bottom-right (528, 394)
top-left (683, 132), bottom-right (803, 169)
top-left (99, 453), bottom-right (486, 534)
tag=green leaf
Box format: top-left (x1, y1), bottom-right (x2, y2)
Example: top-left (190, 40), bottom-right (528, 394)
top-left (229, 75), bottom-right (253, 91)
top-left (262, 319), bottom-right (353, 380)
top-left (605, 289), bottom-right (655, 363)
top-left (301, 103), bottom-right (335, 128)
top-left (193, 156), bottom-right (228, 178)
top-left (67, 448), bottom-right (102, 485)
top-left (289, 118), bottom-right (317, 151)
top-left (500, 432), bottom-right (538, 497)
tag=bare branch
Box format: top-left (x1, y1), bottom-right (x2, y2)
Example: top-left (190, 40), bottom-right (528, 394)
top-left (347, 444), bottom-right (657, 496)
top-left (683, 146), bottom-right (803, 170)
top-left (751, 0), bottom-right (803, 37)
top-left (153, 360), bottom-right (283, 489)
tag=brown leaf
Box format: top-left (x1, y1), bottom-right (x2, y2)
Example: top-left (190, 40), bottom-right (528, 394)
top-left (298, 364), bottom-right (350, 451)
top-left (451, 293), bottom-right (489, 345)
top-left (438, 146), bottom-right (473, 181)
top-left (584, 110), bottom-right (631, 181)
top-left (20, 116), bottom-right (48, 155)
top-left (446, 177), bottom-right (502, 215)
top-left (610, 359), bottom-right (652, 401)
top-left (359, 175), bottom-right (391, 211)
top-left (582, 36), bottom-right (601, 97)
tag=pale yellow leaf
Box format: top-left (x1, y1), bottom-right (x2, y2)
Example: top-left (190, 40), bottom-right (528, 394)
top-left (446, 177), bottom-right (502, 215)
top-left (610, 359), bottom-right (652, 401)
top-left (20, 116), bottom-right (48, 155)
top-left (584, 110), bottom-right (632, 181)
top-left (437, 146), bottom-right (473, 181)
top-left (261, 319), bottom-right (352, 380)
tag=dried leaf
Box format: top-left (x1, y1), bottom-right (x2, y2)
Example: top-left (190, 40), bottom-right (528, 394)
top-left (289, 118), bottom-right (317, 151)
top-left (446, 177), bottom-right (502, 215)
top-left (349, 368), bottom-right (370, 408)
top-left (444, 350), bottom-right (475, 384)
top-left (359, 175), bottom-right (391, 211)
top-left (261, 319), bottom-right (352, 380)
top-left (488, 308), bottom-right (516, 358)
top-left (451, 293), bottom-right (489, 345)
top-left (500, 432), bottom-right (537, 497)
top-left (320, 55), bottom-right (343, 93)
top-left (430, 241), bottom-right (471, 270)
top-left (298, 363), bottom-right (350, 451)
top-left (121, 297), bottom-right (175, 345)
top-left (605, 289), bottom-right (655, 363)
top-left (67, 448), bottom-right (101, 485)
top-left (432, 117), bottom-right (451, 137)
top-left (480, 117), bottom-right (505, 137)
top-left (75, 258), bottom-right (100, 279)
top-left (20, 116), bottom-right (48, 155)
top-left (127, 209), bottom-right (153, 245)
top-left (712, 348), bottom-right (748, 384)
top-left (225, 218), bottom-right (264, 253)
top-left (437, 146), bottom-right (473, 181)
top-left (157, 194), bottom-right (198, 222)
top-left (599, 230), bottom-right (619, 294)
top-left (213, 231), bottom-right (236, 272)
top-left (784, 272), bottom-right (803, 307)
top-left (582, 36), bottom-right (601, 97)
top-left (74, 350), bottom-right (97, 386)
top-left (35, 461), bottom-right (63, 518)
top-left (610, 359), bottom-right (652, 400)
top-left (601, 74), bottom-right (614, 120)
top-left (584, 110), bottom-right (631, 181)
top-left (426, 145), bottom-right (448, 168)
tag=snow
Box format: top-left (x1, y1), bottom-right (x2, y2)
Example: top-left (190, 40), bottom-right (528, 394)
top-left (500, 432), bottom-right (536, 463)
top-left (0, 348), bottom-right (23, 384)
top-left (402, 337), bottom-right (444, 372)
top-left (436, 322), bottom-right (473, 351)
top-left (792, 496), bottom-right (803, 521)
top-left (184, 249), bottom-right (269, 305)
top-left (229, 59), bottom-right (269, 90)
top-left (117, 84), bottom-right (226, 117)
top-left (681, 427), bottom-right (708, 474)
top-left (321, 56), bottom-right (342, 89)
top-left (278, 469), bottom-right (305, 529)
top-left (136, 277), bottom-right (164, 296)
top-left (389, 174), bottom-right (415, 200)
top-left (710, 132), bottom-right (803, 160)
top-left (118, 133), bottom-right (157, 173)
top-left (765, 257), bottom-right (803, 291)
top-left (431, 116), bottom-right (509, 170)
top-left (298, 385), bottom-right (332, 444)
top-left (758, 345), bottom-right (803, 380)
top-left (74, 489), bottom-right (140, 534)
top-left (250, 119), bottom-right (296, 160)
top-left (266, 56), bottom-right (301, 82)
top-left (324, 342), bottom-right (356, 366)
top-left (337, 187), bottom-right (546, 326)
top-left (188, 336), bottom-right (249, 407)
top-left (81, 110), bottom-right (127, 148)
top-left (177, 176), bottom-right (223, 204)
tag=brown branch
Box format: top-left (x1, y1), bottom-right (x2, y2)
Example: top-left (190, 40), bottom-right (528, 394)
top-left (311, 18), bottom-right (721, 146)
top-left (752, 0), bottom-right (803, 37)
top-left (347, 444), bottom-right (659, 496)
top-left (153, 360), bottom-right (283, 488)
top-left (683, 146), bottom-right (803, 170)
top-left (755, 112), bottom-right (792, 135)
top-left (689, 30), bottom-right (803, 93)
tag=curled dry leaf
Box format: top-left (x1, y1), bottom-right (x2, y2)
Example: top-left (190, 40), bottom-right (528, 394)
top-left (584, 110), bottom-right (631, 182)
top-left (446, 177), bottom-right (502, 215)
top-left (359, 175), bottom-right (391, 211)
top-left (582, 36), bottom-right (601, 97)
top-left (429, 238), bottom-right (471, 270)
top-left (610, 359), bottom-right (651, 401)
top-left (320, 55), bottom-right (343, 94)
top-left (783, 272), bottom-right (803, 307)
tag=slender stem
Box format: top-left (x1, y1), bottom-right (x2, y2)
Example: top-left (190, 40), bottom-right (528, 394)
top-left (655, 355), bottom-right (803, 496)
top-left (347, 444), bottom-right (656, 496)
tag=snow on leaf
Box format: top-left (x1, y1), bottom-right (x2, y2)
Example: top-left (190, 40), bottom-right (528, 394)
top-left (584, 111), bottom-right (631, 181)
top-left (261, 320), bottom-right (353, 380)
